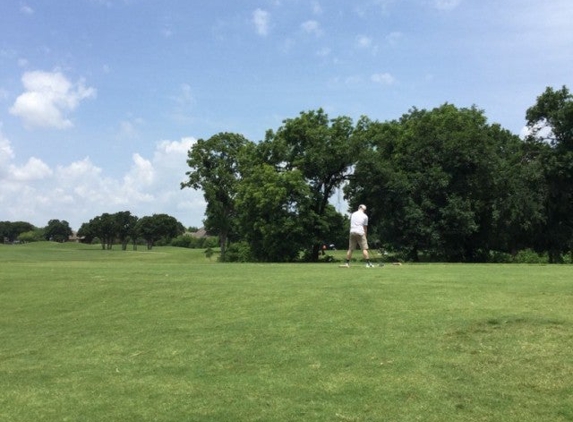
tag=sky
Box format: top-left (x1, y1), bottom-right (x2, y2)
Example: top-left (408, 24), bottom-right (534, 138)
top-left (1, 0), bottom-right (572, 231)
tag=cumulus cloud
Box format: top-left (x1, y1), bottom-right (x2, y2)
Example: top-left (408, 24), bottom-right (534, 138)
top-left (253, 9), bottom-right (270, 36)
top-left (0, 136), bottom-right (204, 229)
top-left (0, 129), bottom-right (52, 182)
top-left (9, 70), bottom-right (96, 129)
top-left (11, 157), bottom-right (53, 181)
top-left (0, 131), bottom-right (15, 179)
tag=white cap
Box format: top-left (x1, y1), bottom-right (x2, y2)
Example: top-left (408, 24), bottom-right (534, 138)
top-left (359, 204), bottom-right (367, 211)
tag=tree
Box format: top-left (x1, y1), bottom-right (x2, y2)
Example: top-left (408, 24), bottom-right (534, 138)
top-left (87, 213), bottom-right (117, 250)
top-left (0, 221), bottom-right (36, 243)
top-left (44, 219), bottom-right (73, 243)
top-left (487, 125), bottom-right (546, 257)
top-left (77, 222), bottom-right (96, 244)
top-left (181, 133), bottom-right (252, 260)
top-left (525, 86), bottom-right (573, 262)
top-left (260, 109), bottom-right (355, 261)
top-left (348, 105), bottom-right (531, 262)
top-left (136, 214), bottom-right (183, 250)
top-left (114, 211), bottom-right (138, 251)
top-left (17, 229), bottom-right (44, 243)
top-left (235, 163), bottom-right (314, 262)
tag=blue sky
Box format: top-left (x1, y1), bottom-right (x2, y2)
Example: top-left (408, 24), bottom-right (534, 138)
top-left (1, 0), bottom-right (572, 231)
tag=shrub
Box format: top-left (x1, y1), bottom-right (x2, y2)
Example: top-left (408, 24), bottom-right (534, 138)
top-left (513, 249), bottom-right (548, 264)
top-left (222, 242), bottom-right (253, 262)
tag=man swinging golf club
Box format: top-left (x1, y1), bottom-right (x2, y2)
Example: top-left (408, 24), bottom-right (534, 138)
top-left (340, 204), bottom-right (374, 268)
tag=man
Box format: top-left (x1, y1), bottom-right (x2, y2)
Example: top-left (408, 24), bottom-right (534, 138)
top-left (340, 204), bottom-right (374, 268)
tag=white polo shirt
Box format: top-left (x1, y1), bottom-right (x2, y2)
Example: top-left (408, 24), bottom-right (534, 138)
top-left (350, 210), bottom-right (368, 235)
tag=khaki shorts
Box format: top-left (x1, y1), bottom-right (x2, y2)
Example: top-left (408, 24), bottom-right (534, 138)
top-left (349, 232), bottom-right (368, 250)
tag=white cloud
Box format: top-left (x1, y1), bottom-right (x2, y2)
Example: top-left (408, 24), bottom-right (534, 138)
top-left (371, 72), bottom-right (395, 85)
top-left (125, 153), bottom-right (155, 187)
top-left (10, 157), bottom-right (53, 181)
top-left (0, 136), bottom-right (204, 229)
top-left (0, 130), bottom-right (15, 178)
top-left (252, 9), bottom-right (270, 36)
top-left (9, 70), bottom-right (96, 129)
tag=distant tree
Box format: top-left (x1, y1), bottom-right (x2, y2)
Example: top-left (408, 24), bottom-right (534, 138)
top-left (181, 132), bottom-right (253, 260)
top-left (89, 213), bottom-right (117, 250)
top-left (44, 219), bottom-right (73, 242)
top-left (136, 214), bottom-right (184, 250)
top-left (114, 211), bottom-right (138, 251)
top-left (0, 221), bottom-right (36, 243)
top-left (128, 218), bottom-right (140, 250)
top-left (17, 230), bottom-right (43, 243)
top-left (77, 222), bottom-right (96, 244)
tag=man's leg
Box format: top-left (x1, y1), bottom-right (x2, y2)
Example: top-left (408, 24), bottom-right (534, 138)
top-left (360, 235), bottom-right (373, 267)
top-left (340, 235), bottom-right (354, 267)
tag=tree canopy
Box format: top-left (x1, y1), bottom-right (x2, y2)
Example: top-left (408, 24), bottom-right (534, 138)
top-left (181, 132), bottom-right (252, 260)
top-left (182, 86), bottom-right (572, 263)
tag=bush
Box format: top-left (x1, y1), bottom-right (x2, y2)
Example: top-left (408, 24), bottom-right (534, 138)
top-left (488, 250), bottom-right (513, 263)
top-left (17, 230), bottom-right (43, 243)
top-left (171, 234), bottom-right (194, 248)
top-left (513, 249), bottom-right (548, 264)
top-left (222, 242), bottom-right (253, 262)
top-left (171, 235), bottom-right (219, 249)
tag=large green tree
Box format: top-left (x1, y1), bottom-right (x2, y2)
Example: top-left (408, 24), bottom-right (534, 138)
top-left (0, 221), bottom-right (36, 243)
top-left (235, 163), bottom-right (314, 262)
top-left (114, 211), bottom-right (139, 251)
top-left (181, 133), bottom-right (252, 260)
top-left (260, 109), bottom-right (356, 261)
top-left (44, 219), bottom-right (73, 243)
top-left (348, 104), bottom-right (532, 262)
top-left (81, 213), bottom-right (117, 250)
top-left (136, 214), bottom-right (183, 250)
top-left (525, 86), bottom-right (573, 262)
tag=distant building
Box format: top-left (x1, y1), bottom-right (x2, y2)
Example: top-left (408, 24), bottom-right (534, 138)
top-left (68, 231), bottom-right (84, 242)
top-left (187, 228), bottom-right (209, 238)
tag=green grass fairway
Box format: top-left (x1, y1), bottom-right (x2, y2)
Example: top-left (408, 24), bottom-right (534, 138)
top-left (1, 243), bottom-right (572, 421)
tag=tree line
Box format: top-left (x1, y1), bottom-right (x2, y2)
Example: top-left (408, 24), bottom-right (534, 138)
top-left (182, 86), bottom-right (573, 263)
top-left (0, 213), bottom-right (210, 250)
top-left (1, 219), bottom-right (73, 244)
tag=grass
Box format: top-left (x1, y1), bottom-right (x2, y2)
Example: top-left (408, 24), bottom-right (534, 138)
top-left (1, 242), bottom-right (572, 421)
